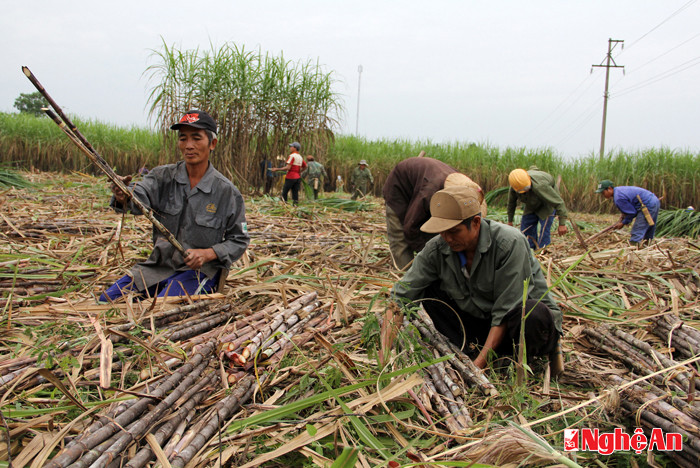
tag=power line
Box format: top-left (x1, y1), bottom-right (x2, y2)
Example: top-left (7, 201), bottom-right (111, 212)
top-left (612, 55), bottom-right (700, 98)
top-left (553, 100), bottom-right (602, 150)
top-left (518, 74), bottom-right (597, 145)
top-left (619, 0), bottom-right (698, 54)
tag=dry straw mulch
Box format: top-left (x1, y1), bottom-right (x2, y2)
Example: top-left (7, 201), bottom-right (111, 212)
top-left (1, 172), bottom-right (699, 467)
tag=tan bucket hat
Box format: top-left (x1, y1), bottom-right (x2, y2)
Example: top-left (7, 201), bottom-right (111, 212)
top-left (420, 185), bottom-right (483, 233)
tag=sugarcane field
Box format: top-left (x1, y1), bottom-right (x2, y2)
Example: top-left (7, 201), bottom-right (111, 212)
top-left (1, 166), bottom-right (699, 468)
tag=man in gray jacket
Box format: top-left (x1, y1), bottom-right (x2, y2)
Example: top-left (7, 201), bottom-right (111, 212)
top-left (393, 185), bottom-right (564, 376)
top-left (100, 110), bottom-right (249, 301)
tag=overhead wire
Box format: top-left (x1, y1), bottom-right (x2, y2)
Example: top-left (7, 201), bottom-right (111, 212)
top-left (617, 0), bottom-right (698, 55)
top-left (518, 74), bottom-right (598, 146)
top-left (612, 55), bottom-right (700, 98)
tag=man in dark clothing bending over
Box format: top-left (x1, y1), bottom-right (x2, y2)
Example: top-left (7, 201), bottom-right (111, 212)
top-left (383, 156), bottom-right (486, 270)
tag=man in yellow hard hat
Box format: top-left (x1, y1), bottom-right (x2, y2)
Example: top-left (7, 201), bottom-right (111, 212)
top-left (507, 166), bottom-right (569, 249)
top-left (391, 185), bottom-right (564, 376)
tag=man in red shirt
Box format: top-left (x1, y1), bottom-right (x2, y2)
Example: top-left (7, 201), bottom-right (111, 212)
top-left (272, 142), bottom-right (307, 205)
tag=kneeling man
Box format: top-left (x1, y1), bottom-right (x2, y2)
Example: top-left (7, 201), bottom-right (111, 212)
top-left (392, 185), bottom-right (563, 374)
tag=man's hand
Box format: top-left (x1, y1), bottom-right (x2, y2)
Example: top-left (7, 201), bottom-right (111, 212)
top-left (184, 248), bottom-right (217, 270)
top-left (612, 221), bottom-right (624, 230)
top-left (557, 225), bottom-right (568, 236)
top-left (110, 175), bottom-right (132, 204)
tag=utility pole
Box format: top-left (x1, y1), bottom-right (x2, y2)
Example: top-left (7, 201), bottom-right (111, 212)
top-left (356, 65), bottom-right (362, 135)
top-left (592, 38), bottom-right (624, 160)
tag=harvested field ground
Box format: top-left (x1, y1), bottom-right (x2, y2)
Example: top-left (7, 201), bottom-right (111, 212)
top-left (1, 172), bottom-right (699, 467)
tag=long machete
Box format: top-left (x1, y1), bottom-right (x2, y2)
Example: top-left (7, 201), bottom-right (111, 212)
top-left (22, 66), bottom-right (187, 256)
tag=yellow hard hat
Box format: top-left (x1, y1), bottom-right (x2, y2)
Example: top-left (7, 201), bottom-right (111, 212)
top-left (508, 169), bottom-right (531, 193)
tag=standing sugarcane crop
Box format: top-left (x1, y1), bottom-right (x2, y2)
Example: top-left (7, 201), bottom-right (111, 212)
top-left (391, 185), bottom-right (565, 377)
top-left (507, 166), bottom-right (569, 250)
top-left (100, 110), bottom-right (250, 301)
top-left (595, 179), bottom-right (660, 247)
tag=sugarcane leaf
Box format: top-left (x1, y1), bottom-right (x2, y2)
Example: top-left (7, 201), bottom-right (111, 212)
top-left (330, 447), bottom-right (359, 468)
top-left (306, 423), bottom-right (318, 436)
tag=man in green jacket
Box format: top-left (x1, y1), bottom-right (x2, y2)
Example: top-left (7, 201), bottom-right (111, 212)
top-left (301, 155), bottom-right (328, 200)
top-left (393, 185), bottom-right (564, 376)
top-left (507, 166), bottom-right (569, 249)
top-left (350, 159), bottom-right (374, 199)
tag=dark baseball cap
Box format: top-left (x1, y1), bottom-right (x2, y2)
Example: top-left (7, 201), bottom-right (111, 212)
top-left (170, 110), bottom-right (217, 134)
top-left (289, 142), bottom-right (301, 151)
top-left (595, 180), bottom-right (614, 193)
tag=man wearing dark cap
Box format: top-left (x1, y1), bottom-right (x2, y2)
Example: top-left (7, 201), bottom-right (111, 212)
top-left (100, 110), bottom-right (249, 301)
top-left (272, 142), bottom-right (307, 205)
top-left (392, 185), bottom-right (564, 376)
top-left (595, 180), bottom-right (660, 246)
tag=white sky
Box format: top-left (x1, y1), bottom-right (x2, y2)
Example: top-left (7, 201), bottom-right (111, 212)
top-left (3, 1), bottom-right (700, 160)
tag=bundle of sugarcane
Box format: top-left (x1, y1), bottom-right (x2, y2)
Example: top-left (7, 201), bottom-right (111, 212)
top-left (582, 324), bottom-right (699, 397)
top-left (220, 292), bottom-right (334, 372)
top-left (7, 291), bottom-right (334, 467)
top-left (372, 308), bottom-right (498, 434)
top-left (606, 372), bottom-right (700, 467)
top-left (650, 314), bottom-right (700, 360)
top-left (1, 217), bottom-right (110, 237)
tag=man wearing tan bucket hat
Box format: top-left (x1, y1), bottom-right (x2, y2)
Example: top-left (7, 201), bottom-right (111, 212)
top-left (383, 156), bottom-right (487, 270)
top-left (392, 185), bottom-right (564, 377)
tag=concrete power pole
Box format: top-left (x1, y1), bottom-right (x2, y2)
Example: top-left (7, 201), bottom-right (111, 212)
top-left (355, 65), bottom-right (363, 136)
top-left (592, 38), bottom-right (624, 160)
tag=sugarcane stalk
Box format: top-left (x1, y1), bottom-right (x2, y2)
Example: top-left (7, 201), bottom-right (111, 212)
top-left (263, 315), bottom-right (333, 367)
top-left (620, 399), bottom-right (700, 455)
top-left (166, 309), bottom-right (238, 343)
top-left (583, 327), bottom-right (684, 391)
top-left (87, 357), bottom-right (218, 468)
top-left (88, 360), bottom-right (218, 468)
top-left (585, 223), bottom-right (618, 243)
top-left (108, 300), bottom-right (216, 338)
top-left (39, 107), bottom-right (186, 256)
top-left (242, 301), bottom-right (319, 362)
top-left (169, 373), bottom-right (263, 468)
top-left (633, 415), bottom-right (700, 468)
top-left (260, 314), bottom-right (315, 360)
top-left (422, 378), bottom-right (462, 433)
top-left (426, 365), bottom-right (471, 428)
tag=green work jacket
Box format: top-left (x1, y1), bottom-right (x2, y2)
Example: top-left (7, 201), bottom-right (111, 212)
top-left (392, 219), bottom-right (562, 333)
top-left (507, 167), bottom-right (568, 226)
